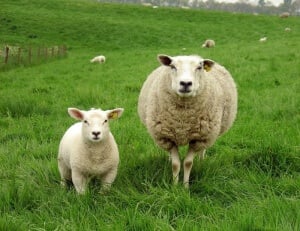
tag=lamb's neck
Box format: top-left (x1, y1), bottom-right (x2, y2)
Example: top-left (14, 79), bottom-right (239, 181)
top-left (83, 137), bottom-right (111, 154)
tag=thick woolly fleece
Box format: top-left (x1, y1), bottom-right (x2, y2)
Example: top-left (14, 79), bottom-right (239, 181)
top-left (138, 57), bottom-right (237, 152)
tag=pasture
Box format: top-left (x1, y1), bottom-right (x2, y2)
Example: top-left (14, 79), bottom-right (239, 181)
top-left (1, 0), bottom-right (300, 230)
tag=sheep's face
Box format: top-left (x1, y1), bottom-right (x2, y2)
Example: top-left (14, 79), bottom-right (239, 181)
top-left (68, 108), bottom-right (124, 143)
top-left (158, 55), bottom-right (214, 97)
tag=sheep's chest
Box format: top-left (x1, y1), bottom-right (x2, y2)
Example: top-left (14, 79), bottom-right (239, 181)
top-left (155, 102), bottom-right (210, 146)
top-left (75, 147), bottom-right (114, 176)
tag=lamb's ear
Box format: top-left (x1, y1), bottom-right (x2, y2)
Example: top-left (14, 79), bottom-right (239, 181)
top-left (203, 59), bottom-right (215, 72)
top-left (68, 108), bottom-right (84, 121)
top-left (158, 54), bottom-right (173, 66)
top-left (107, 108), bottom-right (124, 120)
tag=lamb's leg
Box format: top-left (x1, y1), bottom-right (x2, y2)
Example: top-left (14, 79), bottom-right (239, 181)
top-left (72, 170), bottom-right (87, 195)
top-left (58, 158), bottom-right (71, 187)
top-left (170, 146), bottom-right (180, 185)
top-left (100, 169), bottom-right (118, 194)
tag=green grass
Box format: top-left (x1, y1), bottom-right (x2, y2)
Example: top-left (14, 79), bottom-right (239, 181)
top-left (1, 0), bottom-right (300, 230)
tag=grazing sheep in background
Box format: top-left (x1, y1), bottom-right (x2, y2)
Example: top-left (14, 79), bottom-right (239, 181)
top-left (138, 54), bottom-right (237, 188)
top-left (285, 27), bottom-right (291, 32)
top-left (90, 55), bottom-right (106, 63)
top-left (280, 12), bottom-right (290, 18)
top-left (202, 39), bottom-right (215, 48)
top-left (259, 37), bottom-right (267, 42)
top-left (58, 107), bottom-right (124, 194)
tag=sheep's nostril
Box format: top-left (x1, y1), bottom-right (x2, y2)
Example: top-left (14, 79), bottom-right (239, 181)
top-left (92, 131), bottom-right (101, 137)
top-left (180, 81), bottom-right (192, 87)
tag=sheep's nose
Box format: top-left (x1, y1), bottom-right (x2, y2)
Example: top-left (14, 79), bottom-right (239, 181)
top-left (92, 131), bottom-right (101, 137)
top-left (180, 81), bottom-right (192, 88)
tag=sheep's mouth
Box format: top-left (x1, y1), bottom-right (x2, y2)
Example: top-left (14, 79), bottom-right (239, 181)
top-left (179, 89), bottom-right (191, 93)
top-left (92, 137), bottom-right (101, 141)
top-left (178, 89), bottom-right (193, 97)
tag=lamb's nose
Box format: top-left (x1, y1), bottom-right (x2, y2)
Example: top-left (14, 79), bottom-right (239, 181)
top-left (92, 131), bottom-right (101, 137)
top-left (180, 81), bottom-right (192, 88)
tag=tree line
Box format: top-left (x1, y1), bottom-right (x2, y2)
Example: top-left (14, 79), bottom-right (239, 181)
top-left (97, 0), bottom-right (300, 15)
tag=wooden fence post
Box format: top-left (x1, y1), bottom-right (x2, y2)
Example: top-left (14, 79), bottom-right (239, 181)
top-left (5, 46), bottom-right (9, 64)
top-left (17, 47), bottom-right (22, 63)
top-left (29, 47), bottom-right (32, 63)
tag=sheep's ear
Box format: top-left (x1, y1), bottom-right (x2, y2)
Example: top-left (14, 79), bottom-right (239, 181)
top-left (68, 108), bottom-right (84, 121)
top-left (107, 108), bottom-right (124, 120)
top-left (203, 59), bottom-right (215, 72)
top-left (158, 54), bottom-right (173, 66)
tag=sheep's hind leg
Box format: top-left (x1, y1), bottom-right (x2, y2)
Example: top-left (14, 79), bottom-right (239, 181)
top-left (58, 158), bottom-right (71, 187)
top-left (199, 149), bottom-right (206, 160)
top-left (170, 147), bottom-right (180, 185)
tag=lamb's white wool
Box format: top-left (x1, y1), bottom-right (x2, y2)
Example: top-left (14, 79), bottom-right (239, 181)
top-left (259, 37), bottom-right (267, 42)
top-left (138, 54), bottom-right (237, 188)
top-left (202, 39), bottom-right (215, 48)
top-left (58, 107), bottom-right (124, 194)
top-left (90, 55), bottom-right (106, 63)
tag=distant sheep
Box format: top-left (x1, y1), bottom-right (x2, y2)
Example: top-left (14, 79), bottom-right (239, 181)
top-left (90, 55), bottom-right (106, 63)
top-left (58, 107), bottom-right (124, 194)
top-left (259, 37), bottom-right (267, 42)
top-left (280, 12), bottom-right (290, 18)
top-left (202, 39), bottom-right (215, 48)
top-left (285, 27), bottom-right (291, 32)
top-left (138, 54), bottom-right (237, 188)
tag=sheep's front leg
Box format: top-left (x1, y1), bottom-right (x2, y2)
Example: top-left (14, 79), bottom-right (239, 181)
top-left (183, 146), bottom-right (205, 188)
top-left (183, 149), bottom-right (196, 189)
top-left (72, 169), bottom-right (88, 194)
top-left (100, 169), bottom-right (117, 194)
top-left (170, 146), bottom-right (180, 185)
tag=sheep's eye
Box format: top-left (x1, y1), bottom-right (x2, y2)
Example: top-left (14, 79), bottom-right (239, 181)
top-left (84, 120), bottom-right (88, 124)
top-left (196, 65), bottom-right (202, 70)
top-left (104, 119), bottom-right (108, 123)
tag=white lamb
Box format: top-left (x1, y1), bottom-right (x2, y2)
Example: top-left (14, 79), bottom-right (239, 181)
top-left (138, 54), bottom-right (237, 188)
top-left (90, 55), bottom-right (106, 63)
top-left (58, 107), bottom-right (124, 194)
top-left (202, 39), bottom-right (215, 48)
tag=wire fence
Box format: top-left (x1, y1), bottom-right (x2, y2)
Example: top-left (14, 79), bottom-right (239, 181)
top-left (0, 45), bottom-right (67, 70)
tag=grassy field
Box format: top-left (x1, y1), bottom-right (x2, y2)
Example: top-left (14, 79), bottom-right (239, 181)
top-left (1, 0), bottom-right (300, 230)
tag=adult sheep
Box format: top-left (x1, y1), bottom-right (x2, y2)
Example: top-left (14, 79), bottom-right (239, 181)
top-left (58, 107), bottom-right (124, 194)
top-left (138, 54), bottom-right (237, 188)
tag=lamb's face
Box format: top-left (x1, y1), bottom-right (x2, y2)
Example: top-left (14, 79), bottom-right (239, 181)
top-left (81, 110), bottom-right (109, 143)
top-left (158, 55), bottom-right (214, 97)
top-left (68, 107), bottom-right (124, 143)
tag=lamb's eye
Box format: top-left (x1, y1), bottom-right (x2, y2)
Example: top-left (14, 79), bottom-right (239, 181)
top-left (104, 119), bottom-right (108, 123)
top-left (84, 120), bottom-right (88, 124)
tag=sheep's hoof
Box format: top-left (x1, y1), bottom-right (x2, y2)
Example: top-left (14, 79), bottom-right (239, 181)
top-left (100, 184), bottom-right (111, 195)
top-left (183, 182), bottom-right (190, 189)
top-left (60, 180), bottom-right (67, 187)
